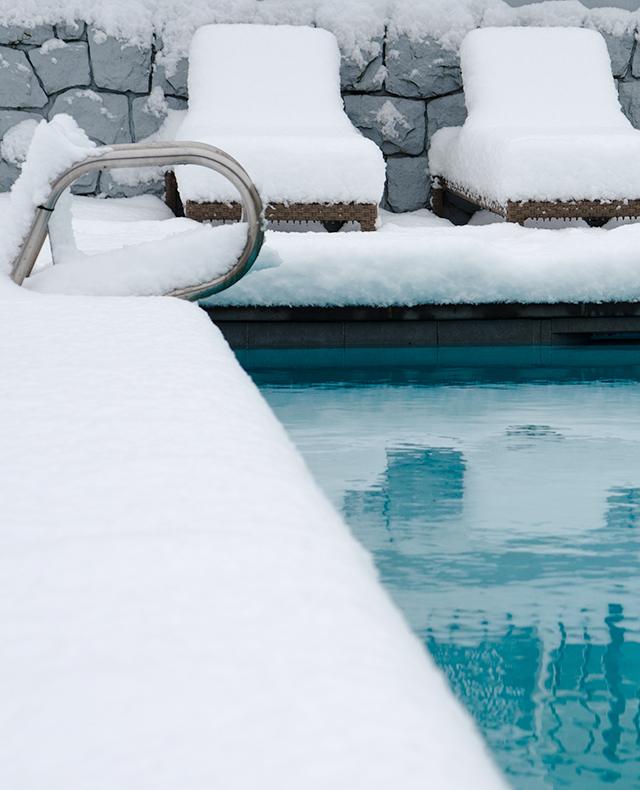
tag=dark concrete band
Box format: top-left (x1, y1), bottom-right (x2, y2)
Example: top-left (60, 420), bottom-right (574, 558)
top-left (204, 303), bottom-right (640, 349)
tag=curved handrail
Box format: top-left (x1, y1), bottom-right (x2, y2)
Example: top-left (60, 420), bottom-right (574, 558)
top-left (10, 141), bottom-right (265, 301)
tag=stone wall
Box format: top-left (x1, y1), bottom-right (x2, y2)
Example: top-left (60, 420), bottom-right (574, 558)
top-left (1, 20), bottom-right (640, 213)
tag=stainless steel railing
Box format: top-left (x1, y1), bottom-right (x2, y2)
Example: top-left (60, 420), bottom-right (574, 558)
top-left (10, 141), bottom-right (264, 301)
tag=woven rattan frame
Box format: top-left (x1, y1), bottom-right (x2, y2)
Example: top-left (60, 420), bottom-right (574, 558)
top-left (431, 176), bottom-right (640, 225)
top-left (165, 171), bottom-right (377, 230)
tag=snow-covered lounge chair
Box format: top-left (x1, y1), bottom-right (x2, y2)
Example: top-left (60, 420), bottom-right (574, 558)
top-left (430, 27), bottom-right (640, 227)
top-left (166, 24), bottom-right (385, 231)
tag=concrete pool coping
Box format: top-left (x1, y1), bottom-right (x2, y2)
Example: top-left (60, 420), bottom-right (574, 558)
top-left (0, 289), bottom-right (505, 789)
top-left (205, 302), bottom-right (640, 349)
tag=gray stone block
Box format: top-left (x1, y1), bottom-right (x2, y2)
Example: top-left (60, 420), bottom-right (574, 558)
top-left (385, 156), bottom-right (430, 212)
top-left (0, 47), bottom-right (47, 108)
top-left (386, 34), bottom-right (461, 98)
top-left (152, 58), bottom-right (189, 98)
top-left (343, 95), bottom-right (425, 155)
top-left (29, 41), bottom-right (90, 94)
top-left (50, 89), bottom-right (130, 144)
top-left (619, 81), bottom-right (640, 127)
top-left (0, 109), bottom-right (43, 139)
top-left (88, 27), bottom-right (152, 93)
top-left (131, 93), bottom-right (186, 140)
top-left (0, 158), bottom-right (20, 191)
top-left (631, 44), bottom-right (640, 79)
top-left (56, 20), bottom-right (86, 41)
top-left (99, 171), bottom-right (163, 198)
top-left (603, 33), bottom-right (634, 78)
top-left (340, 37), bottom-right (385, 91)
top-left (427, 92), bottom-right (467, 139)
top-left (0, 24), bottom-right (55, 46)
top-left (70, 170), bottom-right (99, 195)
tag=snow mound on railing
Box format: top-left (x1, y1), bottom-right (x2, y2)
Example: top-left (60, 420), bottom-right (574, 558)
top-left (26, 222), bottom-right (249, 297)
top-left (3, 117), bottom-right (257, 298)
top-left (0, 115), bottom-right (99, 274)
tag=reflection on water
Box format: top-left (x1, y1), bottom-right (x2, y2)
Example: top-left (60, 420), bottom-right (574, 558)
top-left (607, 488), bottom-right (640, 531)
top-left (246, 348), bottom-right (640, 788)
top-left (344, 446), bottom-right (466, 528)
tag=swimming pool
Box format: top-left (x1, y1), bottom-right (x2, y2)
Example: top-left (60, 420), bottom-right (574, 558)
top-left (242, 347), bottom-right (640, 788)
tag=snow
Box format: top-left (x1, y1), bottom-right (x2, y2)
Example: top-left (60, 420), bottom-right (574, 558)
top-left (0, 0), bottom-right (636, 66)
top-left (27, 221), bottom-right (248, 296)
top-left (390, 0), bottom-right (491, 51)
top-left (39, 36), bottom-right (67, 54)
top-left (484, 0), bottom-right (637, 36)
top-left (67, 193), bottom-right (175, 224)
top-left (461, 28), bottom-right (624, 130)
top-left (14, 194), bottom-right (640, 306)
top-left (0, 118), bottom-right (39, 165)
top-left (175, 24), bottom-right (385, 205)
top-left (376, 99), bottom-right (410, 141)
top-left (0, 282), bottom-right (504, 789)
top-left (201, 214), bottom-right (640, 307)
top-left (429, 27), bottom-right (640, 205)
top-left (25, 220), bottom-right (247, 296)
top-left (0, 115), bottom-right (100, 275)
top-left (106, 104), bottom-right (186, 189)
top-left (0, 188), bottom-right (248, 296)
top-left (143, 85), bottom-right (170, 118)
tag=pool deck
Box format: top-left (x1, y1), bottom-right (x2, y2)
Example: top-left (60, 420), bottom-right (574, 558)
top-left (206, 301), bottom-right (640, 349)
top-left (0, 282), bottom-right (504, 790)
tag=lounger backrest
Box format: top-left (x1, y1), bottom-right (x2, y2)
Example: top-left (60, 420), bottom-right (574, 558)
top-left (460, 27), bottom-right (630, 131)
top-left (187, 24), bottom-right (353, 136)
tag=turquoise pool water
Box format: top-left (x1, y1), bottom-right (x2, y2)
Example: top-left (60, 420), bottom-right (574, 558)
top-left (242, 347), bottom-right (640, 789)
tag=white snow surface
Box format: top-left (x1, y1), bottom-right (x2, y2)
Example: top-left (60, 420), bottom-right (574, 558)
top-left (0, 119), bottom-right (39, 165)
top-left (0, 0), bottom-right (636, 72)
top-left (27, 221), bottom-right (248, 296)
top-left (429, 27), bottom-right (640, 205)
top-left (13, 193), bottom-right (249, 297)
top-left (0, 115), bottom-right (100, 274)
top-left (39, 36), bottom-right (67, 54)
top-left (175, 24), bottom-right (385, 205)
top-left (14, 195), bottom-right (640, 306)
top-left (0, 281), bottom-right (505, 789)
top-left (204, 212), bottom-right (640, 306)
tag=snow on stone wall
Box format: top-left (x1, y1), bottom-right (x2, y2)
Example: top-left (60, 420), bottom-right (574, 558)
top-left (1, 1), bottom-right (640, 212)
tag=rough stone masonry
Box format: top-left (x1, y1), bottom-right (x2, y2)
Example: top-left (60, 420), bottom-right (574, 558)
top-left (1, 19), bottom-right (639, 214)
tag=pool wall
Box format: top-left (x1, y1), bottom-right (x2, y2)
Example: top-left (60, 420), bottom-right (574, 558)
top-left (207, 302), bottom-right (640, 349)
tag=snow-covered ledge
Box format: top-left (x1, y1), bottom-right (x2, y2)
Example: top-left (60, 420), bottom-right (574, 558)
top-left (0, 280), bottom-right (504, 788)
top-left (1, 0), bottom-right (640, 215)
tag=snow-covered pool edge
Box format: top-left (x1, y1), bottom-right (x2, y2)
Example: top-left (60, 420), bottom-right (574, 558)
top-left (0, 281), bottom-right (505, 789)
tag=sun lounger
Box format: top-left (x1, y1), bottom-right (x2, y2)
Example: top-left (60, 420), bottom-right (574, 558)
top-left (167, 24), bottom-right (385, 231)
top-left (429, 27), bottom-right (640, 227)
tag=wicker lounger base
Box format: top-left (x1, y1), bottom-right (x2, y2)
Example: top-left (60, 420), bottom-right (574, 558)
top-left (165, 172), bottom-right (377, 231)
top-left (432, 177), bottom-right (640, 226)
top-left (186, 200), bottom-right (378, 231)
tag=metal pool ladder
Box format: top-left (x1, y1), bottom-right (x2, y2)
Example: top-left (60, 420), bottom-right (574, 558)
top-left (10, 141), bottom-right (265, 301)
